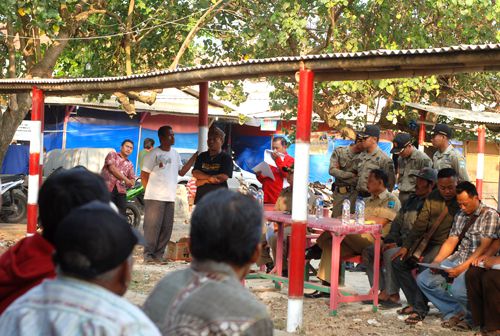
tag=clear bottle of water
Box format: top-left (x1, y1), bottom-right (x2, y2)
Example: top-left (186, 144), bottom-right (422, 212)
top-left (342, 198), bottom-right (350, 226)
top-left (355, 196), bottom-right (365, 226)
top-left (256, 189), bottom-right (264, 206)
top-left (315, 196), bottom-right (324, 219)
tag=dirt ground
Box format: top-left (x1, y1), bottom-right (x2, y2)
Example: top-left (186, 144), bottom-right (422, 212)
top-left (0, 221), bottom-right (475, 336)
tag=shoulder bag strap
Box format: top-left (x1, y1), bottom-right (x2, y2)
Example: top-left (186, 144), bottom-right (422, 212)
top-left (424, 206), bottom-right (449, 239)
top-left (457, 207), bottom-right (486, 242)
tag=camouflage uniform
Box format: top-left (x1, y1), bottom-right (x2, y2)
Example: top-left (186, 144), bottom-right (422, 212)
top-left (329, 145), bottom-right (359, 217)
top-left (397, 148), bottom-right (432, 204)
top-left (356, 148), bottom-right (396, 196)
top-left (433, 144), bottom-right (469, 182)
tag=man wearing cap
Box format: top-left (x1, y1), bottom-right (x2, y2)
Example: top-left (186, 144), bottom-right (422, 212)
top-left (391, 168), bottom-right (460, 325)
top-left (255, 136), bottom-right (294, 205)
top-left (192, 125), bottom-right (233, 204)
top-left (361, 167), bottom-right (436, 308)
top-left (0, 201), bottom-right (160, 335)
top-left (391, 133), bottom-right (432, 205)
top-left (141, 125), bottom-right (197, 263)
top-left (431, 123), bottom-right (469, 182)
top-left (328, 134), bottom-right (364, 217)
top-left (356, 125), bottom-right (396, 197)
top-left (143, 190), bottom-right (273, 335)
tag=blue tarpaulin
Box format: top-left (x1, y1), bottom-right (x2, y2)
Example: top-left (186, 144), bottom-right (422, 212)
top-left (1, 145), bottom-right (29, 174)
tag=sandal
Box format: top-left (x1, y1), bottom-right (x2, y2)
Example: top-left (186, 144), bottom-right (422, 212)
top-left (405, 312), bottom-right (424, 325)
top-left (452, 320), bottom-right (472, 332)
top-left (441, 313), bottom-right (464, 329)
top-left (397, 306), bottom-right (414, 315)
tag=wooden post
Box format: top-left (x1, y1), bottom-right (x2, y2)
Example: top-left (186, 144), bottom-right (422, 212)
top-left (198, 82), bottom-right (209, 152)
top-left (476, 125), bottom-right (486, 198)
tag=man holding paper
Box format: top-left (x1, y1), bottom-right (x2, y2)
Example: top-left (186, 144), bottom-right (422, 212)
top-left (254, 136), bottom-right (294, 204)
top-left (416, 181), bottom-right (499, 331)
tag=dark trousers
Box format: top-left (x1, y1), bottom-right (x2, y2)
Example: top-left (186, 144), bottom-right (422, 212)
top-left (143, 200), bottom-right (175, 260)
top-left (465, 266), bottom-right (500, 331)
top-left (392, 244), bottom-right (440, 316)
top-left (111, 186), bottom-right (127, 216)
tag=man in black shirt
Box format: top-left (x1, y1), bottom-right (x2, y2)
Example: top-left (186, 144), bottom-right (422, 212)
top-left (193, 126), bottom-right (233, 203)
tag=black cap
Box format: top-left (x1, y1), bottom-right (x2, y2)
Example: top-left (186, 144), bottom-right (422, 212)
top-left (391, 133), bottom-right (412, 154)
top-left (432, 123), bottom-right (452, 138)
top-left (359, 125), bottom-right (380, 138)
top-left (54, 201), bottom-right (144, 278)
top-left (410, 167), bottom-right (437, 183)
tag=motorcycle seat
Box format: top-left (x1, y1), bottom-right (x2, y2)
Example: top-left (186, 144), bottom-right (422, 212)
top-left (0, 174), bottom-right (25, 183)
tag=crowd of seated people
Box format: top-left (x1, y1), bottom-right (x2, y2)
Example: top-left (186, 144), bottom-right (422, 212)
top-left (0, 161), bottom-right (498, 336)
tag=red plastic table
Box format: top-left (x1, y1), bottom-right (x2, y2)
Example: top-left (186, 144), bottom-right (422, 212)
top-left (264, 210), bottom-right (382, 315)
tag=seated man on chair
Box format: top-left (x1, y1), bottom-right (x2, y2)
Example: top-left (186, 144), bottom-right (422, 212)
top-left (306, 169), bottom-right (400, 298)
top-left (362, 167), bottom-right (436, 308)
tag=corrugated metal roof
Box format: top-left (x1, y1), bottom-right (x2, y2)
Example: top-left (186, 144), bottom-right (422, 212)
top-left (0, 43), bottom-right (498, 93)
top-left (404, 102), bottom-right (500, 125)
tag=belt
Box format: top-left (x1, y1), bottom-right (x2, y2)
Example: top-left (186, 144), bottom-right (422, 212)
top-left (334, 185), bottom-right (353, 194)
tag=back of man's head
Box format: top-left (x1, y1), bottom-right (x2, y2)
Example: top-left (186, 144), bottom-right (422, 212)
top-left (38, 167), bottom-right (110, 244)
top-left (190, 189), bottom-right (262, 267)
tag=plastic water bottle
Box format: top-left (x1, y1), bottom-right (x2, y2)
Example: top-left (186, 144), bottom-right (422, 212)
top-left (256, 189), bottom-right (264, 206)
top-left (315, 196), bottom-right (324, 219)
top-left (355, 197), bottom-right (365, 226)
top-left (342, 198), bottom-right (350, 226)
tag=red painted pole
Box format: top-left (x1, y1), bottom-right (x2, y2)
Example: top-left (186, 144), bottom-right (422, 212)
top-left (198, 82), bottom-right (209, 152)
top-left (27, 87), bottom-right (44, 235)
top-left (287, 68), bottom-right (314, 332)
top-left (476, 125), bottom-right (485, 198)
top-left (418, 111), bottom-right (425, 151)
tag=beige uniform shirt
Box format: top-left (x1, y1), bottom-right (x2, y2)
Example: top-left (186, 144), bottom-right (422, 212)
top-left (329, 145), bottom-right (359, 187)
top-left (397, 147), bottom-right (432, 193)
top-left (365, 189), bottom-right (401, 235)
top-left (356, 147), bottom-right (396, 193)
top-left (433, 144), bottom-right (469, 182)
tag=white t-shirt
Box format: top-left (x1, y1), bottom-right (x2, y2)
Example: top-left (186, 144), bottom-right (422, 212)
top-left (142, 147), bottom-right (182, 202)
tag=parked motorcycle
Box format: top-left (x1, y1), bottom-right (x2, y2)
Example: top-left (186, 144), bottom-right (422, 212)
top-left (1, 174), bottom-right (28, 223)
top-left (125, 179), bottom-right (144, 228)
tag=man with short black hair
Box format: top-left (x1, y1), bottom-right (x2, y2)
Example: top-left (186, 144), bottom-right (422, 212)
top-left (255, 136), bottom-right (294, 205)
top-left (101, 139), bottom-right (136, 215)
top-left (138, 137), bottom-right (155, 171)
top-left (416, 181), bottom-right (499, 331)
top-left (362, 167), bottom-right (436, 308)
top-left (308, 169), bottom-right (400, 298)
top-left (0, 201), bottom-right (160, 335)
top-left (192, 125), bottom-right (233, 204)
top-left (391, 168), bottom-right (461, 325)
top-left (391, 133), bottom-right (432, 204)
top-left (141, 125), bottom-right (197, 263)
top-left (431, 123), bottom-right (469, 182)
top-left (0, 167), bottom-right (110, 314)
top-left (143, 189), bottom-right (273, 335)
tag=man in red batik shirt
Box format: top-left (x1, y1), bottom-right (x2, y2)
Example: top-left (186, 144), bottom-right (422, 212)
top-left (256, 136), bottom-right (294, 205)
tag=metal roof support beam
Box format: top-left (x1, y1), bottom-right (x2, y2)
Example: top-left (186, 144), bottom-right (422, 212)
top-left (476, 125), bottom-right (486, 199)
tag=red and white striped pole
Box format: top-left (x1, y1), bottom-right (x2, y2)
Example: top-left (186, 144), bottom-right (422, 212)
top-left (287, 68), bottom-right (314, 332)
top-left (476, 124), bottom-right (486, 199)
top-left (27, 87), bottom-right (44, 235)
top-left (198, 82), bottom-right (209, 152)
top-left (418, 111), bottom-right (425, 151)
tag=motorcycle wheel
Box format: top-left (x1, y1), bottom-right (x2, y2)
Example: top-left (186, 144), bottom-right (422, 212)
top-left (4, 190), bottom-right (27, 223)
top-left (125, 202), bottom-right (141, 229)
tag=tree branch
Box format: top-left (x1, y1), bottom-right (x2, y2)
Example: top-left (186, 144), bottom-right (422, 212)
top-left (169, 0), bottom-right (227, 69)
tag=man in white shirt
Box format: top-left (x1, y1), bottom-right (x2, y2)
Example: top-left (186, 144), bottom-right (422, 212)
top-left (141, 125), bottom-right (197, 263)
top-left (0, 201), bottom-right (160, 336)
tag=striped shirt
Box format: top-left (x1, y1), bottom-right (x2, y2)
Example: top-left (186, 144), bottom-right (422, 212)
top-left (448, 203), bottom-right (500, 264)
top-left (0, 276), bottom-right (160, 336)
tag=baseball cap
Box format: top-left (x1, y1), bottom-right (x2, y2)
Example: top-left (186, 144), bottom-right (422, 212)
top-left (391, 133), bottom-right (412, 154)
top-left (54, 200), bottom-right (144, 278)
top-left (432, 123), bottom-right (452, 138)
top-left (410, 167), bottom-right (437, 183)
top-left (359, 125), bottom-right (380, 138)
